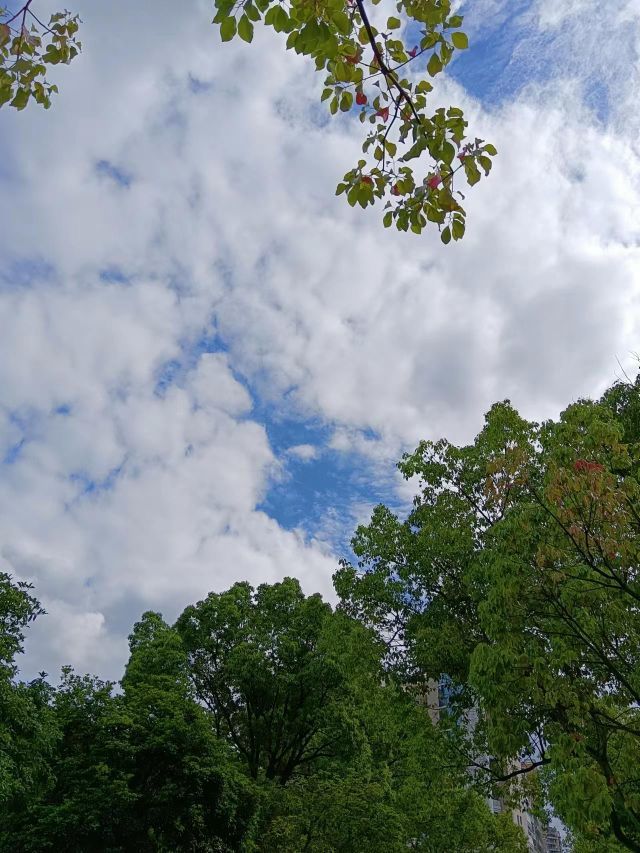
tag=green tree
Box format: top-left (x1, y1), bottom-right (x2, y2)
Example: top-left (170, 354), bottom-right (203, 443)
top-left (0, 573), bottom-right (57, 810)
top-left (335, 375), bottom-right (640, 851)
top-left (175, 577), bottom-right (377, 785)
top-left (177, 577), bottom-right (524, 851)
top-left (1, 569), bottom-right (531, 852)
top-left (257, 674), bottom-right (528, 852)
top-left (1, 668), bottom-right (135, 852)
top-left (1, 612), bottom-right (257, 852)
top-left (0, 3), bottom-right (80, 110)
top-left (215, 0), bottom-right (495, 239)
top-left (121, 611), bottom-right (256, 851)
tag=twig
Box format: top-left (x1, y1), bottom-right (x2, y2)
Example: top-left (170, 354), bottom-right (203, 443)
top-left (27, 7), bottom-right (54, 34)
top-left (354, 0), bottom-right (421, 124)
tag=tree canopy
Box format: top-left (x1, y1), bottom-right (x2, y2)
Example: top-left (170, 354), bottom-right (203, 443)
top-left (2, 374), bottom-right (638, 851)
top-left (336, 373), bottom-right (640, 851)
top-left (1, 573), bottom-right (528, 852)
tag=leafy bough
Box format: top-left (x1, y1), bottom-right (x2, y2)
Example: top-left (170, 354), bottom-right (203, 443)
top-left (214, 0), bottom-right (497, 241)
top-left (0, 2), bottom-right (81, 110)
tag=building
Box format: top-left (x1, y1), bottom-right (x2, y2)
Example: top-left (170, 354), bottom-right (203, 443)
top-left (422, 681), bottom-right (550, 852)
top-left (546, 826), bottom-right (563, 853)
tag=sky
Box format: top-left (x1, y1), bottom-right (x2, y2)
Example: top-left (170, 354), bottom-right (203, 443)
top-left (1, 0), bottom-right (639, 681)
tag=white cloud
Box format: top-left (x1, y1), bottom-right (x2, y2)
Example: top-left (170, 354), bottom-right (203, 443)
top-left (286, 443), bottom-right (319, 462)
top-left (0, 0), bottom-right (638, 681)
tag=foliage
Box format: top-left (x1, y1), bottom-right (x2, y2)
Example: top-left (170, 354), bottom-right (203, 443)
top-left (175, 577), bottom-right (379, 784)
top-left (1, 615), bottom-right (256, 852)
top-left (122, 611), bottom-right (257, 851)
top-left (213, 0), bottom-right (496, 239)
top-left (0, 571), bottom-right (43, 675)
top-left (335, 374), bottom-right (640, 850)
top-left (2, 0), bottom-right (495, 240)
top-left (176, 577), bottom-right (526, 849)
top-left (0, 574), bottom-right (56, 807)
top-left (0, 3), bottom-right (80, 110)
top-left (1, 573), bottom-right (523, 851)
top-left (252, 629), bottom-right (526, 852)
top-left (1, 669), bottom-right (135, 852)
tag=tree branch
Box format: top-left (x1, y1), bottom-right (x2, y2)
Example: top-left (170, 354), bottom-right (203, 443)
top-left (354, 0), bottom-right (421, 124)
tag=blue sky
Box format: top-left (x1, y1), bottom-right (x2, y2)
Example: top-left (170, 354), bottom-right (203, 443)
top-left (0, 0), bottom-right (638, 680)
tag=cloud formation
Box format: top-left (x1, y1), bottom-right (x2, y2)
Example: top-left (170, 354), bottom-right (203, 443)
top-left (0, 0), bottom-right (638, 679)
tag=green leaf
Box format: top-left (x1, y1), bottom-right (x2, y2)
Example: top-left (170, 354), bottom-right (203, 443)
top-left (451, 32), bottom-right (469, 49)
top-left (336, 183), bottom-right (347, 195)
top-left (220, 17), bottom-right (237, 41)
top-left (441, 140), bottom-right (456, 165)
top-left (383, 211), bottom-right (393, 228)
top-left (478, 154), bottom-right (492, 175)
top-left (427, 53), bottom-right (442, 76)
top-left (10, 87), bottom-right (29, 110)
top-left (332, 11), bottom-right (351, 36)
top-left (238, 15), bottom-right (254, 42)
top-left (440, 225), bottom-right (451, 244)
top-left (263, 6), bottom-right (278, 25)
top-left (0, 84), bottom-right (13, 107)
top-left (340, 91), bottom-right (353, 111)
top-left (285, 30), bottom-right (297, 51)
top-left (386, 17), bottom-right (401, 29)
top-left (273, 6), bottom-right (289, 32)
top-left (244, 2), bottom-right (261, 22)
top-left (43, 46), bottom-right (62, 65)
top-left (452, 217), bottom-right (465, 240)
top-left (358, 185), bottom-right (371, 207)
top-left (483, 143), bottom-right (498, 156)
top-left (464, 159), bottom-right (481, 186)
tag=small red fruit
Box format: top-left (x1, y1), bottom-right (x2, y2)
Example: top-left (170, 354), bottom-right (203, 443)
top-left (391, 184), bottom-right (401, 196)
top-left (356, 91), bottom-right (367, 106)
top-left (376, 107), bottom-right (390, 122)
top-left (346, 52), bottom-right (360, 65)
top-left (408, 46), bottom-right (418, 58)
top-left (427, 174), bottom-right (441, 190)
top-left (458, 153), bottom-right (466, 162)
top-left (361, 175), bottom-right (373, 185)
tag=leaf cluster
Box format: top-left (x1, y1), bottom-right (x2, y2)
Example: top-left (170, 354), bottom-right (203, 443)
top-left (213, 0), bottom-right (496, 239)
top-left (0, 4), bottom-right (81, 111)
